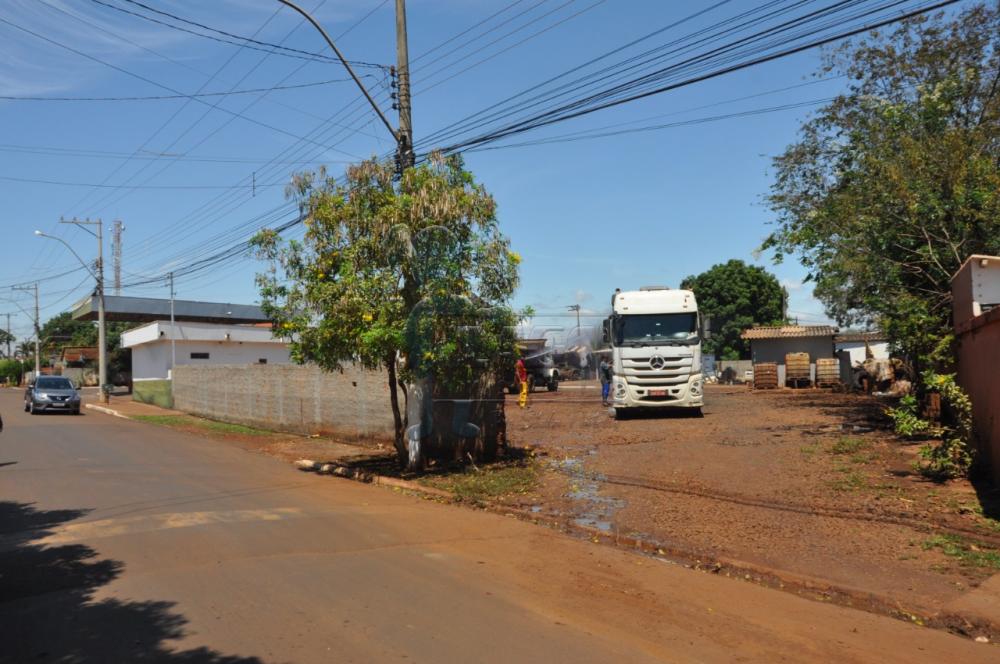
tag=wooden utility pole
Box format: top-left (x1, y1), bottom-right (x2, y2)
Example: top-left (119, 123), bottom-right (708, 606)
top-left (395, 0), bottom-right (414, 171)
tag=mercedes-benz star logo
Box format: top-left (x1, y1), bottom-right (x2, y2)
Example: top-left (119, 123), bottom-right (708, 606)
top-left (649, 355), bottom-right (666, 370)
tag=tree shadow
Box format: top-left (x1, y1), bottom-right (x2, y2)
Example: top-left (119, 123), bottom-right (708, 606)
top-left (0, 501), bottom-right (266, 663)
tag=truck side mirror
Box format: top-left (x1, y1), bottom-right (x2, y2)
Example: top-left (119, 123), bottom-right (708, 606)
top-left (602, 318), bottom-right (611, 344)
top-left (701, 314), bottom-right (712, 340)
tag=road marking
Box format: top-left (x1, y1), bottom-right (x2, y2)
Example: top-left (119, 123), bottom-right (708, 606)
top-left (21, 508), bottom-right (304, 547)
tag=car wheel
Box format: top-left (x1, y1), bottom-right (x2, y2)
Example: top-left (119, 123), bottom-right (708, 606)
top-left (72, 407), bottom-right (81, 415)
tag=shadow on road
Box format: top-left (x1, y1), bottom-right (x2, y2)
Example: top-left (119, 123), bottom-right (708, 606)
top-left (0, 501), bottom-right (265, 663)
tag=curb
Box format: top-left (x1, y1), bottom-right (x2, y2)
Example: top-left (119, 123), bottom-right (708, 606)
top-left (300, 457), bottom-right (998, 642)
top-left (84, 403), bottom-right (130, 420)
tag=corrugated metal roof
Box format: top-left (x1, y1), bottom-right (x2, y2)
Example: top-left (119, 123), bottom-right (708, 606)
top-left (71, 295), bottom-right (268, 324)
top-left (741, 325), bottom-right (838, 340)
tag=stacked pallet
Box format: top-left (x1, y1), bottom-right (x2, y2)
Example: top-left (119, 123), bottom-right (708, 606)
top-left (753, 362), bottom-right (779, 389)
top-left (816, 358), bottom-right (840, 387)
top-left (785, 352), bottom-right (811, 388)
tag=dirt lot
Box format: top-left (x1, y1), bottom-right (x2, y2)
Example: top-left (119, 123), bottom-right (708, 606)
top-left (504, 383), bottom-right (1000, 629)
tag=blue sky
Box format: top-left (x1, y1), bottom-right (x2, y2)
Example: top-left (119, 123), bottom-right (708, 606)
top-left (0, 0), bottom-right (924, 344)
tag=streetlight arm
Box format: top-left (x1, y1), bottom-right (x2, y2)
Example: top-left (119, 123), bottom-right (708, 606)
top-left (276, 0), bottom-right (398, 140)
top-left (35, 233), bottom-right (97, 280)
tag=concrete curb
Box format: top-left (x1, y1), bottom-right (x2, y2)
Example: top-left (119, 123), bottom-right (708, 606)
top-left (84, 403), bottom-right (130, 420)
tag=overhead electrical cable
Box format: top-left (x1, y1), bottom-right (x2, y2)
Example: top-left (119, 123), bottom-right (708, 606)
top-left (0, 77), bottom-right (369, 101)
top-left (88, 0), bottom-right (387, 69)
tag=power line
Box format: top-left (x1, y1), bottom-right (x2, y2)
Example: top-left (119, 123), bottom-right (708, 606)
top-left (435, 0), bottom-right (961, 154)
top-left (88, 0), bottom-right (388, 70)
top-left (0, 144), bottom-right (352, 165)
top-left (0, 77), bottom-right (369, 101)
top-left (0, 175), bottom-right (289, 190)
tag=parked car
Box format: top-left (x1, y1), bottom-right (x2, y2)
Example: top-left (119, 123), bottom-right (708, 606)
top-left (24, 376), bottom-right (81, 415)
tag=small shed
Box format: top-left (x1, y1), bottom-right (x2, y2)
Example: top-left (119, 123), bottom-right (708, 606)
top-left (834, 330), bottom-right (890, 382)
top-left (741, 325), bottom-right (837, 386)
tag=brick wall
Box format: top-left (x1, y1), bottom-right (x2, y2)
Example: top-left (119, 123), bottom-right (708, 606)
top-left (172, 364), bottom-right (399, 440)
top-left (955, 309), bottom-right (1000, 484)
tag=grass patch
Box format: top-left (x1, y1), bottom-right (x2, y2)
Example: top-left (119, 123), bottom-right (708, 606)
top-left (800, 443), bottom-right (820, 456)
top-left (830, 437), bottom-right (868, 455)
top-left (132, 414), bottom-right (272, 436)
top-left (829, 469), bottom-right (867, 492)
top-left (420, 461), bottom-right (538, 505)
top-left (922, 534), bottom-right (1000, 570)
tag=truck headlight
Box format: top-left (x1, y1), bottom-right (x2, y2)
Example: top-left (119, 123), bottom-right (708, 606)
top-left (690, 379), bottom-right (703, 396)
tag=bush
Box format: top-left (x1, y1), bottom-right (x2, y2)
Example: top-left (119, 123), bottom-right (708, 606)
top-left (889, 373), bottom-right (974, 480)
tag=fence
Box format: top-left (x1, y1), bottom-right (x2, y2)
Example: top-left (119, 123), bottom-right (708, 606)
top-left (172, 364), bottom-right (400, 441)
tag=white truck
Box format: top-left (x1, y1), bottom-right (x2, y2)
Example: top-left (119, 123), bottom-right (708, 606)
top-left (602, 286), bottom-right (708, 419)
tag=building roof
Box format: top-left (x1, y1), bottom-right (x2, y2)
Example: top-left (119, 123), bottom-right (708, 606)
top-left (60, 346), bottom-right (99, 363)
top-left (834, 330), bottom-right (887, 343)
top-left (741, 325), bottom-right (838, 340)
top-left (72, 295), bottom-right (268, 324)
top-left (121, 321), bottom-right (287, 348)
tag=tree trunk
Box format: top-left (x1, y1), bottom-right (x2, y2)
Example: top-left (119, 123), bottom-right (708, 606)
top-left (386, 355), bottom-right (406, 466)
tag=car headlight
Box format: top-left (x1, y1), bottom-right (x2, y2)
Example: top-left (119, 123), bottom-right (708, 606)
top-left (36, 393), bottom-right (50, 401)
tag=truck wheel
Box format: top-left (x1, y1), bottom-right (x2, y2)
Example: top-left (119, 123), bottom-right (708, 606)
top-left (690, 407), bottom-right (704, 418)
top-left (613, 408), bottom-right (626, 421)
top-left (547, 380), bottom-right (558, 392)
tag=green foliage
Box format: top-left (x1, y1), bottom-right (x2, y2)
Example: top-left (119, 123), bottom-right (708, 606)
top-left (419, 461), bottom-right (538, 505)
top-left (916, 372), bottom-right (974, 480)
top-left (132, 414), bottom-right (272, 436)
top-left (887, 394), bottom-right (932, 438)
top-left (889, 373), bottom-right (975, 479)
top-left (253, 154), bottom-right (520, 454)
top-left (680, 259), bottom-right (785, 359)
top-left (36, 312), bottom-right (131, 375)
top-left (830, 437), bottom-right (867, 455)
top-left (0, 359), bottom-right (25, 385)
top-left (763, 5), bottom-right (1000, 370)
top-left (922, 534), bottom-right (1000, 570)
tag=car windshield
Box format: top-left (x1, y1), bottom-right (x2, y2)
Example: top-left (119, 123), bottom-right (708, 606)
top-left (616, 313), bottom-right (697, 345)
top-left (36, 377), bottom-right (73, 390)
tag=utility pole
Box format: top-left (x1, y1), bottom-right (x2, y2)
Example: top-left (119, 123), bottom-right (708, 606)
top-left (112, 220), bottom-right (124, 296)
top-left (53, 218), bottom-right (107, 402)
top-left (276, 0), bottom-right (412, 175)
top-left (4, 312), bottom-right (10, 359)
top-left (13, 283), bottom-right (40, 379)
top-left (394, 0), bottom-right (414, 171)
top-left (567, 304), bottom-right (581, 338)
top-left (169, 272), bottom-right (176, 374)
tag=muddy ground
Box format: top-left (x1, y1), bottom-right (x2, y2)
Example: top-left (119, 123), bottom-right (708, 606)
top-left (504, 383), bottom-right (1000, 624)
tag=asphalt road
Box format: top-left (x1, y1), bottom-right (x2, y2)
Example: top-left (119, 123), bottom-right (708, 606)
top-left (0, 390), bottom-right (994, 663)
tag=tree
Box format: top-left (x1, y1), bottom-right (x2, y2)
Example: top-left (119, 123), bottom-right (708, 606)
top-left (680, 260), bottom-right (785, 359)
top-left (763, 4), bottom-right (1000, 370)
top-left (0, 329), bottom-right (14, 355)
top-left (253, 154), bottom-right (521, 466)
top-left (36, 313), bottom-right (131, 375)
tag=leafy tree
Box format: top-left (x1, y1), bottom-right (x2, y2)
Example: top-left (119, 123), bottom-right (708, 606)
top-left (253, 154), bottom-right (521, 465)
top-left (680, 259), bottom-right (785, 359)
top-left (36, 312), bottom-right (131, 374)
top-left (763, 4), bottom-right (1000, 371)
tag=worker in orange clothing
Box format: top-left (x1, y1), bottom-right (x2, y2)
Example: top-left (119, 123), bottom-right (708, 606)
top-left (515, 358), bottom-right (529, 409)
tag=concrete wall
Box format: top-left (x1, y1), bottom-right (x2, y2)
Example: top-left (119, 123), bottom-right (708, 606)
top-left (749, 337), bottom-right (835, 385)
top-left (954, 256), bottom-right (1000, 484)
top-left (132, 341), bottom-right (291, 381)
top-left (134, 379), bottom-right (173, 409)
top-left (172, 364), bottom-right (399, 440)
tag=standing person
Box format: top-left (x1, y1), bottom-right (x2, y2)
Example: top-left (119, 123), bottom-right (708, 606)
top-left (599, 357), bottom-right (613, 406)
top-left (515, 358), bottom-right (529, 409)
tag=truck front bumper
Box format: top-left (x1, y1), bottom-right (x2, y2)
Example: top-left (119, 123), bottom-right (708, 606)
top-left (613, 374), bottom-right (703, 409)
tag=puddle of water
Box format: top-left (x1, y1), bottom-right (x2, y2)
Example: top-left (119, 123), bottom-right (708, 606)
top-left (551, 453), bottom-right (625, 533)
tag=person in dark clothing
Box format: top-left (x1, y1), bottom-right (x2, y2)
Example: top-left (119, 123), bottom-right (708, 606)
top-left (599, 358), bottom-right (613, 406)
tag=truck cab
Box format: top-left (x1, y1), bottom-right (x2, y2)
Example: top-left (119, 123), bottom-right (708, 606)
top-left (603, 287), bottom-right (705, 418)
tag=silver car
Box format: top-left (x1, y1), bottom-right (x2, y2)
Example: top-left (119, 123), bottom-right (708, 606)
top-left (24, 376), bottom-right (82, 415)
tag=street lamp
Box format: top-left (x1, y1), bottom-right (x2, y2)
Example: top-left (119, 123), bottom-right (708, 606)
top-left (34, 227), bottom-right (108, 402)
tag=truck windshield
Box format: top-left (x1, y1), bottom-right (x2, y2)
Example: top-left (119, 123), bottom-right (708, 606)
top-left (616, 313), bottom-right (697, 345)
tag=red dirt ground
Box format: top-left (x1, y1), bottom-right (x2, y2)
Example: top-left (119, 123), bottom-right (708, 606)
top-left (505, 383), bottom-right (1000, 628)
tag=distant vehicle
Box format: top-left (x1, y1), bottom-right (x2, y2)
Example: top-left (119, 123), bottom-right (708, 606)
top-left (743, 369), bottom-right (754, 383)
top-left (504, 338), bottom-right (559, 393)
top-left (24, 376), bottom-right (81, 415)
top-left (603, 286), bottom-right (709, 418)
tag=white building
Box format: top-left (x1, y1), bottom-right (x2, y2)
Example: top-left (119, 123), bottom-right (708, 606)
top-left (834, 331), bottom-right (890, 366)
top-left (122, 321), bottom-right (291, 381)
